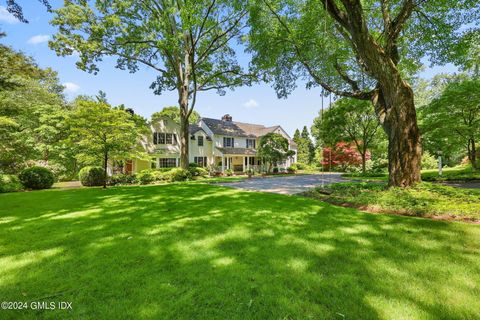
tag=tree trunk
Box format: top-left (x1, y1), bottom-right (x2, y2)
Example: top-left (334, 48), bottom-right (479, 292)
top-left (361, 152), bottom-right (366, 174)
top-left (470, 139), bottom-right (477, 170)
top-left (103, 151), bottom-right (108, 189)
top-left (178, 88), bottom-right (190, 170)
top-left (373, 84), bottom-right (422, 187)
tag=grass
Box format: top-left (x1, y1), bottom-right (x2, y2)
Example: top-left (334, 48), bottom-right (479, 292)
top-left (303, 182), bottom-right (480, 221)
top-left (0, 184), bottom-right (479, 319)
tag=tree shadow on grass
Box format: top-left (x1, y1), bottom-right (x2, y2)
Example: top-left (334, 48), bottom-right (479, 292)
top-left (0, 184), bottom-right (479, 319)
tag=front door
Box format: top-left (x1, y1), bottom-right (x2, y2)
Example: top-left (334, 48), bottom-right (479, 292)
top-left (125, 160), bottom-right (133, 174)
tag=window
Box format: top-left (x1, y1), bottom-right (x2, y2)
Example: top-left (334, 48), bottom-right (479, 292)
top-left (165, 133), bottom-right (173, 144)
top-left (223, 137), bottom-right (234, 148)
top-left (246, 139), bottom-right (256, 149)
top-left (198, 136), bottom-right (204, 146)
top-left (154, 132), bottom-right (177, 145)
top-left (151, 158), bottom-right (157, 169)
top-left (194, 156), bottom-right (207, 167)
top-left (158, 133), bottom-right (166, 144)
top-left (159, 158), bottom-right (177, 168)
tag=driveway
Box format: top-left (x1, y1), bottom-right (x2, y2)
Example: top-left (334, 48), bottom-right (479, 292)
top-left (219, 173), bottom-right (346, 195)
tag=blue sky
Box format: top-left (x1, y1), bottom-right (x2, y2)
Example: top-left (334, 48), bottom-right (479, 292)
top-left (0, 1), bottom-right (457, 136)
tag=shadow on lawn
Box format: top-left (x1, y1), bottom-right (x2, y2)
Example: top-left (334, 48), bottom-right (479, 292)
top-left (0, 184), bottom-right (479, 319)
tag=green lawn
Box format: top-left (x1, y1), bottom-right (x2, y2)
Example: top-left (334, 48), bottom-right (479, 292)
top-left (0, 184), bottom-right (479, 319)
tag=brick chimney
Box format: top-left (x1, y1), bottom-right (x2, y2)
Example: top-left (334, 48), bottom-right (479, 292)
top-left (221, 114), bottom-right (232, 122)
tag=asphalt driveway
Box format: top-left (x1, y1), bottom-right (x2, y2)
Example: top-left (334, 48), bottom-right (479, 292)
top-left (219, 173), bottom-right (346, 195)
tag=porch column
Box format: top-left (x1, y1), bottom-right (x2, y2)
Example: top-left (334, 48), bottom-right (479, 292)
top-left (242, 156), bottom-right (245, 173)
top-left (222, 155), bottom-right (225, 173)
top-left (247, 156), bottom-right (250, 170)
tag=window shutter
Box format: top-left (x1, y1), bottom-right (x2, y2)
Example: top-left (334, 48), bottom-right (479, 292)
top-left (153, 132), bottom-right (157, 144)
top-left (173, 134), bottom-right (178, 144)
top-left (223, 137), bottom-right (226, 147)
top-left (232, 138), bottom-right (234, 147)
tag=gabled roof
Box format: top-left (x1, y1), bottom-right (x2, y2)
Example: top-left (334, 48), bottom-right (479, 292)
top-left (201, 117), bottom-right (256, 138)
top-left (189, 124), bottom-right (203, 134)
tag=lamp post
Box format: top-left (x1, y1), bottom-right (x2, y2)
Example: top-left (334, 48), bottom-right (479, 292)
top-left (438, 151), bottom-right (443, 176)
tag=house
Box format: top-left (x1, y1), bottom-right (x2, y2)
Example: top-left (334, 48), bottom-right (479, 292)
top-left (115, 114), bottom-right (297, 174)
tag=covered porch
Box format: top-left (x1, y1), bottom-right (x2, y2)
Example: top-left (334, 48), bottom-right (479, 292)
top-left (215, 147), bottom-right (262, 174)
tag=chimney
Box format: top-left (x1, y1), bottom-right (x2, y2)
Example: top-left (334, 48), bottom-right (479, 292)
top-left (221, 114), bottom-right (232, 122)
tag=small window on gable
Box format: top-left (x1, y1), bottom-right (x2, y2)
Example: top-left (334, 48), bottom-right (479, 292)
top-left (165, 133), bottom-right (173, 144)
top-left (198, 136), bottom-right (204, 146)
top-left (223, 137), bottom-right (234, 148)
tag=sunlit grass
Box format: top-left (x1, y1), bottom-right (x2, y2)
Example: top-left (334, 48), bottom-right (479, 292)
top-left (0, 184), bottom-right (479, 319)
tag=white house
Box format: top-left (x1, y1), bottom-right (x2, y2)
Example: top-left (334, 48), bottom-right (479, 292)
top-left (116, 114), bottom-right (297, 174)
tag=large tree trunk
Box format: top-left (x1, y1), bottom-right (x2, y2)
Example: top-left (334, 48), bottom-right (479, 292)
top-left (178, 88), bottom-right (190, 170)
top-left (373, 84), bottom-right (422, 187)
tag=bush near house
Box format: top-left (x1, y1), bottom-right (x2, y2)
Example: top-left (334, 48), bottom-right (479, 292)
top-left (287, 166), bottom-right (296, 173)
top-left (0, 174), bottom-right (23, 193)
top-left (108, 174), bottom-right (137, 186)
top-left (19, 166), bottom-right (54, 190)
top-left (79, 166), bottom-right (105, 187)
top-left (166, 168), bottom-right (192, 182)
top-left (189, 166), bottom-right (209, 178)
top-left (225, 169), bottom-right (234, 176)
top-left (137, 170), bottom-right (156, 185)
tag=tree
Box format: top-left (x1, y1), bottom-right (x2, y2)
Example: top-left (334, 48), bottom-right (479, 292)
top-left (312, 98), bottom-right (381, 173)
top-left (420, 79), bottom-right (480, 170)
top-left (3, 0), bottom-right (51, 23)
top-left (151, 106), bottom-right (201, 125)
top-left (67, 101), bottom-right (144, 188)
top-left (247, 0), bottom-right (479, 187)
top-left (300, 126), bottom-right (315, 164)
top-left (50, 0), bottom-right (255, 169)
top-left (322, 142), bottom-right (365, 172)
top-left (0, 43), bottom-right (67, 173)
top-left (258, 132), bottom-right (295, 172)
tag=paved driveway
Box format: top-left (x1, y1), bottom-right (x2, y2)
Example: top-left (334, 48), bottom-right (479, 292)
top-left (219, 173), bottom-right (346, 195)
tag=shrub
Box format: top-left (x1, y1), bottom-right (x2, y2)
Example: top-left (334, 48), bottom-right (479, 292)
top-left (189, 163), bottom-right (199, 168)
top-left (0, 174), bottom-right (23, 193)
top-left (287, 166), bottom-right (296, 174)
top-left (295, 162), bottom-right (306, 170)
top-left (137, 170), bottom-right (155, 185)
top-left (19, 166), bottom-right (54, 190)
top-left (79, 166), bottom-right (105, 187)
top-left (166, 168), bottom-right (192, 182)
top-left (206, 164), bottom-right (218, 176)
top-left (225, 169), bottom-right (234, 176)
top-left (189, 166), bottom-right (208, 177)
top-left (422, 152), bottom-right (438, 170)
top-left (272, 167), bottom-right (279, 173)
top-left (108, 174), bottom-right (137, 186)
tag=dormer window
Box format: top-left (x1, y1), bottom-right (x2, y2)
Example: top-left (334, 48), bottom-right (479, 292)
top-left (223, 137), bottom-right (234, 148)
top-left (246, 139), bottom-right (256, 149)
top-left (153, 132), bottom-right (177, 145)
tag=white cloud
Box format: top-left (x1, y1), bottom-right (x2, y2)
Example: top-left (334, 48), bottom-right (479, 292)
top-left (243, 99), bottom-right (259, 109)
top-left (27, 34), bottom-right (50, 45)
top-left (0, 6), bottom-right (18, 24)
top-left (63, 82), bottom-right (80, 93)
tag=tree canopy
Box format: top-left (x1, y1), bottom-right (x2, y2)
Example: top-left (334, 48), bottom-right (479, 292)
top-left (67, 100), bottom-right (146, 188)
top-left (258, 132), bottom-right (295, 172)
top-left (247, 0), bottom-right (480, 186)
top-left (420, 79), bottom-right (480, 169)
top-left (49, 0), bottom-right (256, 168)
top-left (312, 98), bottom-right (381, 173)
top-left (151, 106), bottom-right (201, 125)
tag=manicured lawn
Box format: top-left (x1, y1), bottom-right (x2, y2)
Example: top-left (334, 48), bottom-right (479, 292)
top-left (303, 182), bottom-right (480, 221)
top-left (1, 184), bottom-right (479, 319)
